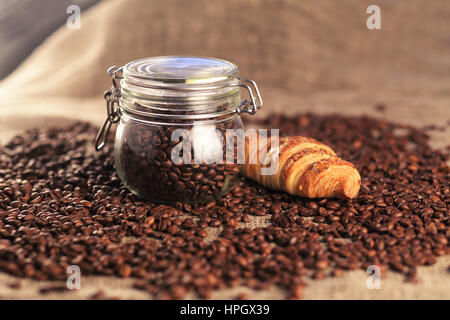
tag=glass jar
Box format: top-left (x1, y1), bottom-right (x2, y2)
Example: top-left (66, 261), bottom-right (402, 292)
top-left (95, 56), bottom-right (262, 204)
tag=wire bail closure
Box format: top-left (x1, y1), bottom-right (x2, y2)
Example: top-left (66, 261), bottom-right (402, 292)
top-left (94, 66), bottom-right (123, 151)
top-left (235, 77), bottom-right (263, 115)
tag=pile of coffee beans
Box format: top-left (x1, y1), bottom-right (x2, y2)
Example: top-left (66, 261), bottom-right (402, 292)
top-left (115, 115), bottom-right (242, 203)
top-left (0, 112), bottom-right (448, 299)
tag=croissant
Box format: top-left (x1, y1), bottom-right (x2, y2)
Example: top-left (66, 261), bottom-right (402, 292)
top-left (241, 134), bottom-right (361, 199)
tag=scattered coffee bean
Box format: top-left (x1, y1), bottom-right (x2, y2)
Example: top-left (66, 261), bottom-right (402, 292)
top-left (39, 284), bottom-right (67, 294)
top-left (90, 291), bottom-right (110, 300)
top-left (0, 112), bottom-right (448, 300)
top-left (234, 293), bottom-right (249, 300)
top-left (8, 281), bottom-right (21, 289)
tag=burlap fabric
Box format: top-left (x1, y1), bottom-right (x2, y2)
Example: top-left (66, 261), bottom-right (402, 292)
top-left (0, 0), bottom-right (449, 299)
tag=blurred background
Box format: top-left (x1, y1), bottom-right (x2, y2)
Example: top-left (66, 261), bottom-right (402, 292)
top-left (0, 0), bottom-right (449, 139)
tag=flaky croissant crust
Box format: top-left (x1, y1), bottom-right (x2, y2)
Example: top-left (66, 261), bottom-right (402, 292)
top-left (241, 135), bottom-right (361, 199)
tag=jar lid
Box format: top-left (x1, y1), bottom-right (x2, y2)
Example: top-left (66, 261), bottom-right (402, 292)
top-left (123, 56), bottom-right (239, 86)
top-left (106, 56), bottom-right (262, 120)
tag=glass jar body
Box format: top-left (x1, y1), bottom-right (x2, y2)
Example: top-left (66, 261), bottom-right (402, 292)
top-left (114, 111), bottom-right (244, 204)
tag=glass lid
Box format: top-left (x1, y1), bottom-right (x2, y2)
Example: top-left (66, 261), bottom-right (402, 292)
top-left (123, 56), bottom-right (239, 85)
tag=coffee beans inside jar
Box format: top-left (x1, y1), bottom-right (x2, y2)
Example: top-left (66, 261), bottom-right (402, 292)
top-left (114, 111), bottom-right (243, 203)
top-left (96, 56), bottom-right (263, 204)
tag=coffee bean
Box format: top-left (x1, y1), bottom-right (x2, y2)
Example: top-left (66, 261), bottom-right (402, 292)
top-left (167, 225), bottom-right (178, 235)
top-left (315, 260), bottom-right (329, 270)
top-left (270, 204), bottom-right (282, 214)
top-left (80, 200), bottom-right (93, 208)
top-left (116, 115), bottom-right (241, 203)
top-left (312, 271), bottom-right (326, 280)
top-left (289, 284), bottom-right (304, 299)
top-left (8, 281), bottom-right (21, 289)
top-left (182, 218), bottom-right (195, 229)
top-left (197, 229), bottom-right (208, 238)
top-left (170, 285), bottom-right (186, 300)
top-left (234, 293), bottom-right (249, 300)
top-left (331, 268), bottom-right (343, 277)
top-left (175, 182), bottom-right (186, 192)
top-left (0, 112), bottom-right (448, 300)
top-left (89, 290), bottom-right (107, 300)
top-left (426, 222), bottom-right (438, 235)
top-left (39, 284), bottom-right (67, 294)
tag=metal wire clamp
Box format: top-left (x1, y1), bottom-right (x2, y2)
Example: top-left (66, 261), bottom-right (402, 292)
top-left (94, 66), bottom-right (123, 151)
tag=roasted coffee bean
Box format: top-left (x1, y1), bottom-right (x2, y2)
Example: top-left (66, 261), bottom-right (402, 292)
top-left (39, 284), bottom-right (67, 294)
top-left (89, 290), bottom-right (107, 300)
top-left (8, 281), bottom-right (22, 289)
top-left (234, 293), bottom-right (249, 300)
top-left (315, 260), bottom-right (329, 270)
top-left (182, 218), bottom-right (195, 229)
top-left (115, 115), bottom-right (242, 203)
top-left (331, 268), bottom-right (344, 278)
top-left (0, 113), bottom-right (448, 300)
